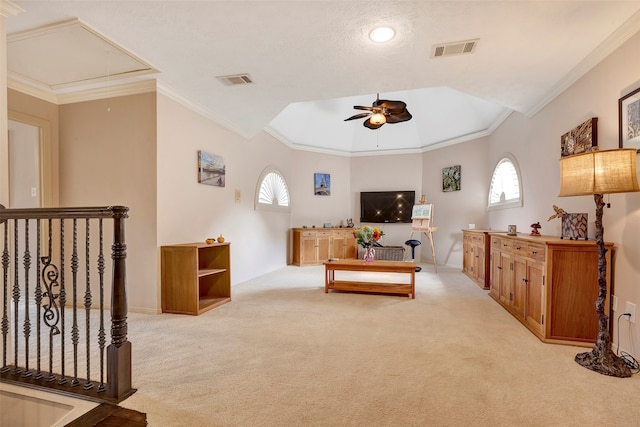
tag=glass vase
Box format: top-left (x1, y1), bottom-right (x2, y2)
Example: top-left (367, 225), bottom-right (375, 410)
top-left (364, 247), bottom-right (375, 263)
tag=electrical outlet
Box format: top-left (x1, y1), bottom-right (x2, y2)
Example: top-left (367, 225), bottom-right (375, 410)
top-left (31, 187), bottom-right (37, 197)
top-left (625, 301), bottom-right (636, 324)
top-left (612, 295), bottom-right (618, 312)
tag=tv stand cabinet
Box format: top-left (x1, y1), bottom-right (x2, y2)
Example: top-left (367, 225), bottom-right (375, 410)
top-left (161, 242), bottom-right (231, 315)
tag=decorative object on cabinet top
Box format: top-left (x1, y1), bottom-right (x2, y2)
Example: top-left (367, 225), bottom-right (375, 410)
top-left (530, 222), bottom-right (541, 236)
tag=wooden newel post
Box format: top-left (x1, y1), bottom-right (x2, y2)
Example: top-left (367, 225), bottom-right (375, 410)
top-left (107, 206), bottom-right (134, 400)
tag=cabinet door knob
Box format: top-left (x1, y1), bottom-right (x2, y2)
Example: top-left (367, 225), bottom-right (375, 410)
top-left (516, 246), bottom-right (521, 250)
top-left (532, 251), bottom-right (537, 254)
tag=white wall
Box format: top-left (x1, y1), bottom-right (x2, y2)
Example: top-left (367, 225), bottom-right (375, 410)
top-left (421, 137), bottom-right (491, 267)
top-left (488, 30), bottom-right (640, 357)
top-left (156, 94), bottom-right (294, 289)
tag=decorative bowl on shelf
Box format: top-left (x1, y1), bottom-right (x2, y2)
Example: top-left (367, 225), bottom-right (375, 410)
top-left (205, 238), bottom-right (215, 244)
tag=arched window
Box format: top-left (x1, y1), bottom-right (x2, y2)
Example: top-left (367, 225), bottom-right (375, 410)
top-left (488, 154), bottom-right (523, 210)
top-left (255, 167), bottom-right (290, 211)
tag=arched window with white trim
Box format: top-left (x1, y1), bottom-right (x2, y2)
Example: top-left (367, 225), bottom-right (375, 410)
top-left (255, 167), bottom-right (290, 211)
top-left (488, 154), bottom-right (523, 210)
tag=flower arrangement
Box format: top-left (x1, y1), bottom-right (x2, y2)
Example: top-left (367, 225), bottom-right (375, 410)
top-left (353, 225), bottom-right (384, 248)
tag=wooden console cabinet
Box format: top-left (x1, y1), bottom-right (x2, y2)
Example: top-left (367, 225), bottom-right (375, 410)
top-left (292, 228), bottom-right (357, 266)
top-left (488, 233), bottom-right (612, 346)
top-left (462, 229), bottom-right (492, 289)
top-left (161, 242), bottom-right (231, 315)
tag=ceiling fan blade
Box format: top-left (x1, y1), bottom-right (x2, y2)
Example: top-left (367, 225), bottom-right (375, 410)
top-left (344, 112), bottom-right (372, 121)
top-left (375, 100), bottom-right (406, 111)
top-left (363, 118), bottom-right (384, 130)
top-left (385, 110), bottom-right (413, 123)
top-left (354, 105), bottom-right (379, 111)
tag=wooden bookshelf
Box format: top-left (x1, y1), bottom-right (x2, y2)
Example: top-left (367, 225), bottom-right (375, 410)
top-left (161, 242), bottom-right (231, 315)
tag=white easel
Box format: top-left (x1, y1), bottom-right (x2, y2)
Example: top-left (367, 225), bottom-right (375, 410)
top-left (409, 197), bottom-right (438, 272)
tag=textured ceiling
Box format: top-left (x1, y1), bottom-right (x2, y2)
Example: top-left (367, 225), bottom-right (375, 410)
top-left (6, 1), bottom-right (640, 155)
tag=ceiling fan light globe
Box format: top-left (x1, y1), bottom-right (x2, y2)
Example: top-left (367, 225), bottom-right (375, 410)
top-left (370, 112), bottom-right (387, 125)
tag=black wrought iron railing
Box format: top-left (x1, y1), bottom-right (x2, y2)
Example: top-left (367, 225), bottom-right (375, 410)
top-left (0, 206), bottom-right (134, 402)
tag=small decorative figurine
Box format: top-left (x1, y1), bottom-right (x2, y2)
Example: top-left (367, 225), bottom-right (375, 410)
top-left (530, 222), bottom-right (542, 236)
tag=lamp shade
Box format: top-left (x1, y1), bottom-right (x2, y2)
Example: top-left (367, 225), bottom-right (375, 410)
top-left (559, 148), bottom-right (640, 196)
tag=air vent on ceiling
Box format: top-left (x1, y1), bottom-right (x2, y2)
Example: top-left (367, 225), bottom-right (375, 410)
top-left (432, 39), bottom-right (479, 58)
top-left (216, 73), bottom-right (254, 86)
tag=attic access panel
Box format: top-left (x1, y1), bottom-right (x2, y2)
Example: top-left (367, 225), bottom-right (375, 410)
top-left (8, 19), bottom-right (157, 90)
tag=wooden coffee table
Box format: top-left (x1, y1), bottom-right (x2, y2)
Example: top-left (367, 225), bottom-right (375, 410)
top-left (324, 259), bottom-right (418, 298)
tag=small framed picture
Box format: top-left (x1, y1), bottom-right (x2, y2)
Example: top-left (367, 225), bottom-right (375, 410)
top-left (561, 118), bottom-right (597, 157)
top-left (442, 165), bottom-right (461, 192)
top-left (198, 150), bottom-right (225, 187)
top-left (507, 225), bottom-right (517, 236)
top-left (314, 173), bottom-right (330, 196)
top-left (619, 86), bottom-right (640, 152)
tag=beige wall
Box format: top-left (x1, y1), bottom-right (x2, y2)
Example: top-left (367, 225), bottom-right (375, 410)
top-left (59, 93), bottom-right (158, 313)
top-left (289, 150), bottom-right (351, 229)
top-left (350, 153), bottom-right (423, 249)
top-left (488, 29), bottom-right (640, 356)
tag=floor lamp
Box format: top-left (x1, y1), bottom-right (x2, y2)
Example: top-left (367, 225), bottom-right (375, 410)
top-left (558, 148), bottom-right (640, 377)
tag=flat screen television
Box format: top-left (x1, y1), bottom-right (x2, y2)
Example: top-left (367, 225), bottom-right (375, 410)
top-left (360, 190), bottom-right (415, 223)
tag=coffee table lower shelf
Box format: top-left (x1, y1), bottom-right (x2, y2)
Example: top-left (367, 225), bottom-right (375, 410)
top-left (324, 259), bottom-right (417, 299)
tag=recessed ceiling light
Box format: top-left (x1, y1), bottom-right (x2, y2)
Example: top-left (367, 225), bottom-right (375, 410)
top-left (369, 26), bottom-right (395, 43)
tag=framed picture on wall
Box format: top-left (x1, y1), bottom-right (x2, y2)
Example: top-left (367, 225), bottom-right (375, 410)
top-left (314, 173), bottom-right (330, 195)
top-left (442, 165), bottom-right (461, 192)
top-left (619, 86), bottom-right (640, 152)
top-left (198, 150), bottom-right (225, 187)
top-left (561, 117), bottom-right (597, 157)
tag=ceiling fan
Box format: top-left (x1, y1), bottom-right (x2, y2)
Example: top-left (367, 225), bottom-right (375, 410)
top-left (344, 93), bottom-right (412, 129)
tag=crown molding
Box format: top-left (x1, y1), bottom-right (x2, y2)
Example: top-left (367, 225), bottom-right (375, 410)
top-left (156, 81), bottom-right (253, 140)
top-left (526, 9), bottom-right (640, 118)
top-left (265, 108), bottom-right (513, 157)
top-left (0, 0), bottom-right (24, 18)
top-left (8, 77), bottom-right (158, 105)
top-left (7, 78), bottom-right (58, 104)
top-left (57, 79), bottom-right (157, 104)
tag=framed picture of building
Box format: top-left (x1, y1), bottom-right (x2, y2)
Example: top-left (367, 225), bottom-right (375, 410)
top-left (314, 173), bottom-right (330, 195)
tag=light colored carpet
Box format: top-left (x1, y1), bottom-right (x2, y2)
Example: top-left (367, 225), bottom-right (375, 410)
top-left (121, 264), bottom-right (640, 426)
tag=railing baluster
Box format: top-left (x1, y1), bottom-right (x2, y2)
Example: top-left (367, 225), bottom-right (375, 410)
top-left (12, 220), bottom-right (20, 375)
top-left (1, 219), bottom-right (9, 373)
top-left (59, 219), bottom-right (67, 385)
top-left (22, 219), bottom-right (32, 376)
top-left (42, 218), bottom-right (60, 383)
top-left (71, 218), bottom-right (79, 387)
top-left (97, 218), bottom-right (106, 392)
top-left (83, 218), bottom-right (93, 390)
top-left (35, 219), bottom-right (43, 379)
